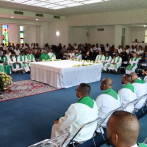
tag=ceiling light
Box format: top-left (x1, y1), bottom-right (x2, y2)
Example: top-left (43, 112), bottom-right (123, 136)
top-left (56, 31), bottom-right (60, 36)
top-left (144, 25), bottom-right (147, 27)
top-left (36, 19), bottom-right (38, 21)
top-left (11, 16), bottom-right (14, 18)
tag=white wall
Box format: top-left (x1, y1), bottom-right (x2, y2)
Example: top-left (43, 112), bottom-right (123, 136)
top-left (89, 25), bottom-right (115, 46)
top-left (131, 28), bottom-right (146, 43)
top-left (0, 25), bottom-right (2, 44)
top-left (68, 27), bottom-right (89, 45)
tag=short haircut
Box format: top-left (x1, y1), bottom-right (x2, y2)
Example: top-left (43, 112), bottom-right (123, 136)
top-left (124, 74), bottom-right (132, 83)
top-left (143, 68), bottom-right (147, 72)
top-left (79, 83), bottom-right (91, 97)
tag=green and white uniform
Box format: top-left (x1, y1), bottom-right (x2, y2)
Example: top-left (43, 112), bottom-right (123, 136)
top-left (108, 56), bottom-right (122, 72)
top-left (95, 54), bottom-right (105, 63)
top-left (0, 56), bottom-right (11, 74)
top-left (126, 57), bottom-right (139, 74)
top-left (51, 96), bottom-right (98, 147)
top-left (74, 53), bottom-right (82, 59)
top-left (27, 54), bottom-right (36, 66)
top-left (40, 53), bottom-right (50, 61)
top-left (48, 52), bottom-right (56, 60)
top-left (103, 56), bottom-right (112, 71)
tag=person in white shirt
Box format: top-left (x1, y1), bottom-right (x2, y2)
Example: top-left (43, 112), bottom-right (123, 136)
top-left (48, 49), bottom-right (56, 60)
top-left (142, 68), bottom-right (147, 84)
top-left (3, 43), bottom-right (8, 51)
top-left (130, 45), bottom-right (136, 53)
top-left (107, 53), bottom-right (122, 73)
top-left (14, 47), bottom-right (20, 56)
top-left (105, 43), bottom-right (109, 52)
top-left (117, 45), bottom-right (122, 54)
top-left (74, 50), bottom-right (82, 59)
top-left (51, 83), bottom-right (98, 146)
top-left (118, 74), bottom-right (136, 113)
top-left (106, 111), bottom-right (145, 147)
top-left (136, 46), bottom-right (144, 57)
top-left (73, 43), bottom-right (78, 50)
top-left (130, 72), bottom-right (147, 109)
top-left (5, 50), bottom-right (11, 60)
top-left (126, 52), bottom-right (139, 74)
top-left (95, 51), bottom-right (105, 63)
top-left (125, 46), bottom-right (130, 55)
top-left (68, 50), bottom-right (75, 59)
top-left (95, 78), bottom-right (121, 128)
top-left (103, 52), bottom-right (112, 72)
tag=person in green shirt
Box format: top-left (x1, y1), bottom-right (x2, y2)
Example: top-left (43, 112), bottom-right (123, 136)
top-left (107, 111), bottom-right (147, 147)
top-left (40, 49), bottom-right (50, 61)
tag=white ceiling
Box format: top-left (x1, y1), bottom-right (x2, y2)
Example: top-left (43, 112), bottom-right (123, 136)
top-left (0, 0), bottom-right (147, 16)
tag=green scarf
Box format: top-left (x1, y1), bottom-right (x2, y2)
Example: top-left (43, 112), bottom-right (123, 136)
top-left (114, 56), bottom-right (120, 63)
top-left (76, 96), bottom-right (94, 108)
top-left (20, 55), bottom-right (26, 62)
top-left (101, 88), bottom-right (118, 100)
top-left (122, 83), bottom-right (134, 93)
top-left (105, 56), bottom-right (110, 60)
top-left (1, 56), bottom-right (7, 63)
top-left (137, 143), bottom-right (147, 147)
top-left (97, 54), bottom-right (103, 61)
top-left (51, 53), bottom-right (55, 58)
top-left (0, 65), bottom-right (4, 72)
top-left (11, 56), bottom-right (17, 62)
top-left (133, 78), bottom-right (145, 84)
top-left (27, 54), bottom-right (34, 61)
top-left (75, 53), bottom-right (81, 57)
top-left (131, 57), bottom-right (138, 61)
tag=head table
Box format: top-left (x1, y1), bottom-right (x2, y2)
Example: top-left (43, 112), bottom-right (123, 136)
top-left (30, 60), bottom-right (103, 89)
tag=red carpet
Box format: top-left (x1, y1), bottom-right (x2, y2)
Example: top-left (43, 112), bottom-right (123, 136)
top-left (0, 80), bottom-right (58, 102)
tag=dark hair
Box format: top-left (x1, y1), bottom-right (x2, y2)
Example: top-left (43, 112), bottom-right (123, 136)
top-left (79, 83), bottom-right (91, 97)
top-left (124, 74), bottom-right (132, 83)
top-left (143, 68), bottom-right (147, 72)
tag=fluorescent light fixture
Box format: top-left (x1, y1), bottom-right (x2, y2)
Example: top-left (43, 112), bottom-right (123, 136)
top-left (11, 16), bottom-right (14, 18)
top-left (36, 19), bottom-right (38, 20)
top-left (1, 0), bottom-right (112, 10)
top-left (144, 25), bottom-right (147, 27)
top-left (56, 31), bottom-right (60, 36)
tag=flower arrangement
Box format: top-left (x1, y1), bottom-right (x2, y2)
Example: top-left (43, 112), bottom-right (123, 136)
top-left (0, 72), bottom-right (12, 87)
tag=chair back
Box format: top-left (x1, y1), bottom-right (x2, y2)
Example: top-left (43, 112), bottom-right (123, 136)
top-left (123, 99), bottom-right (138, 111)
top-left (134, 94), bottom-right (147, 109)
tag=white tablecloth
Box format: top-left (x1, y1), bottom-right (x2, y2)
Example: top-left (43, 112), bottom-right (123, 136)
top-left (30, 60), bottom-right (103, 89)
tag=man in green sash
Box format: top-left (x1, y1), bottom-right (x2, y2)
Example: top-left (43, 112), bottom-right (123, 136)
top-left (48, 49), bottom-right (56, 60)
top-left (95, 51), bottom-right (105, 63)
top-left (0, 53), bottom-right (11, 74)
top-left (103, 52), bottom-right (112, 72)
top-left (108, 53), bottom-right (122, 74)
top-left (40, 50), bottom-right (50, 61)
top-left (27, 50), bottom-right (35, 67)
top-left (10, 52), bottom-right (23, 74)
top-left (17, 51), bottom-right (30, 73)
top-left (118, 74), bottom-right (136, 112)
top-left (126, 52), bottom-right (139, 74)
top-left (95, 78), bottom-right (121, 128)
top-left (74, 50), bottom-right (82, 59)
top-left (51, 83), bottom-right (98, 146)
top-left (107, 111), bottom-right (147, 147)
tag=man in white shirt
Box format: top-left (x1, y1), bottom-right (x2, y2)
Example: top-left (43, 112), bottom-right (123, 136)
top-left (14, 47), bottom-right (20, 56)
top-left (117, 45), bottom-right (122, 54)
top-left (105, 43), bottom-right (109, 52)
top-left (95, 51), bottom-right (105, 63)
top-left (68, 50), bottom-right (75, 59)
top-left (73, 43), bottom-right (78, 50)
top-left (48, 49), bottom-right (56, 60)
top-left (106, 111), bottom-right (145, 147)
top-left (118, 74), bottom-right (136, 113)
top-left (51, 83), bottom-right (98, 146)
top-left (142, 68), bottom-right (147, 84)
top-left (107, 53), bottom-right (122, 74)
top-left (130, 45), bottom-right (136, 52)
top-left (130, 72), bottom-right (147, 109)
top-left (103, 52), bottom-right (112, 72)
top-left (126, 52), bottom-right (139, 74)
top-left (74, 50), bottom-right (82, 59)
top-left (3, 43), bottom-right (8, 51)
top-left (136, 46), bottom-right (144, 57)
top-left (95, 78), bottom-right (121, 128)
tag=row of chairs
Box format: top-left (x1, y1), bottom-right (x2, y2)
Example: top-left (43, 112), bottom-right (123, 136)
top-left (29, 94), bottom-right (147, 147)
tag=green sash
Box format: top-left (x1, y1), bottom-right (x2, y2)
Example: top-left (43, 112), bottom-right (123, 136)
top-left (75, 53), bottom-right (81, 57)
top-left (131, 57), bottom-right (138, 61)
top-left (114, 57), bottom-right (120, 63)
top-left (97, 54), bottom-right (103, 61)
top-left (27, 54), bottom-right (34, 61)
top-left (121, 83), bottom-right (134, 93)
top-left (20, 55), bottom-right (26, 62)
top-left (0, 65), bottom-right (4, 72)
top-left (76, 96), bottom-right (94, 108)
top-left (133, 78), bottom-right (145, 84)
top-left (1, 56), bottom-right (7, 63)
top-left (105, 56), bottom-right (110, 60)
top-left (51, 53), bottom-right (55, 58)
top-left (11, 56), bottom-right (21, 69)
top-left (137, 143), bottom-right (147, 147)
top-left (101, 88), bottom-right (118, 100)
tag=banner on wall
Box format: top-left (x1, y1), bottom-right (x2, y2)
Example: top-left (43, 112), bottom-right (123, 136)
top-left (2, 25), bottom-right (8, 45)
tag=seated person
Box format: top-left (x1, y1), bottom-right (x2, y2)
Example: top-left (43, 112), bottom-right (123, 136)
top-left (48, 49), bottom-right (56, 60)
top-left (103, 52), bottom-right (112, 72)
top-left (95, 78), bottom-right (121, 128)
top-left (81, 47), bottom-right (87, 60)
top-left (40, 50), bottom-right (50, 61)
top-left (51, 83), bottom-right (98, 146)
top-left (17, 51), bottom-right (30, 73)
top-left (68, 50), bottom-right (75, 59)
top-left (6, 50), bottom-right (11, 59)
top-left (117, 45), bottom-right (122, 54)
top-left (144, 51), bottom-right (147, 62)
top-left (118, 74), bottom-right (136, 113)
top-left (14, 46), bottom-right (20, 56)
top-left (137, 46), bottom-right (144, 58)
top-left (85, 48), bottom-right (92, 60)
top-left (120, 48), bottom-right (128, 61)
top-left (62, 50), bottom-right (69, 60)
top-left (108, 53), bottom-right (122, 73)
top-left (0, 47), bottom-right (3, 57)
top-left (142, 68), bottom-right (147, 83)
top-left (0, 53), bottom-right (11, 74)
top-left (107, 111), bottom-right (147, 147)
top-left (95, 51), bottom-right (105, 63)
top-left (126, 52), bottom-right (139, 74)
top-left (74, 50), bottom-right (82, 59)
top-left (10, 52), bottom-right (22, 74)
top-left (27, 50), bottom-right (36, 66)
top-left (130, 72), bottom-right (147, 109)
top-left (35, 50), bottom-right (41, 61)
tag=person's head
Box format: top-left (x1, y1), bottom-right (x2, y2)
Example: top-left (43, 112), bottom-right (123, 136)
top-left (2, 53), bottom-right (5, 57)
top-left (123, 48), bottom-right (126, 52)
top-left (116, 53), bottom-right (119, 57)
top-left (107, 111), bottom-right (139, 147)
top-left (142, 68), bottom-right (147, 76)
top-left (106, 43), bottom-right (109, 47)
top-left (50, 49), bottom-right (53, 53)
top-left (130, 72), bottom-right (138, 83)
top-left (70, 50), bottom-right (73, 53)
top-left (99, 51), bottom-right (102, 55)
top-left (132, 52), bottom-right (136, 58)
top-left (145, 51), bottom-right (147, 55)
top-left (21, 51), bottom-right (25, 56)
top-left (28, 50), bottom-right (31, 54)
top-left (87, 48), bottom-right (90, 51)
top-left (121, 74), bottom-right (132, 84)
top-left (100, 78), bottom-right (112, 91)
top-left (106, 51), bottom-right (109, 57)
top-left (43, 49), bottom-right (47, 54)
top-left (37, 50), bottom-right (40, 54)
top-left (6, 50), bottom-right (9, 54)
top-left (76, 83), bottom-right (91, 99)
top-left (74, 43), bottom-right (76, 46)
top-left (139, 46), bottom-right (142, 50)
top-left (12, 52), bottom-right (15, 57)
top-left (114, 49), bottom-right (118, 53)
top-left (118, 45), bottom-right (121, 49)
top-left (77, 50), bottom-right (80, 54)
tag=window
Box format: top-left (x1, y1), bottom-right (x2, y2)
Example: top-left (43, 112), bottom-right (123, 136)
top-left (20, 26), bottom-right (24, 46)
top-left (2, 25), bottom-right (8, 45)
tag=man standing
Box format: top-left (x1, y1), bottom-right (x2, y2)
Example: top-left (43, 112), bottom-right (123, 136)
top-left (126, 52), bottom-right (139, 74)
top-left (118, 74), bottom-right (136, 113)
top-left (103, 52), bottom-right (112, 72)
top-left (48, 49), bottom-right (56, 60)
top-left (107, 53), bottom-right (122, 74)
top-left (107, 111), bottom-right (147, 147)
top-left (51, 83), bottom-right (98, 146)
top-left (95, 78), bottom-right (121, 128)
top-left (95, 51), bottom-right (105, 63)
top-left (27, 50), bottom-right (35, 66)
top-left (130, 72), bottom-right (147, 109)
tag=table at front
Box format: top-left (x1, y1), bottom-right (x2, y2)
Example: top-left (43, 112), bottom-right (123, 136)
top-left (30, 60), bottom-right (103, 89)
